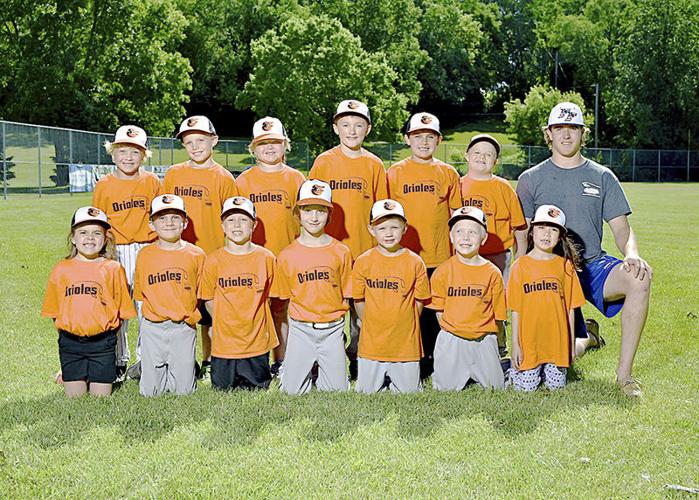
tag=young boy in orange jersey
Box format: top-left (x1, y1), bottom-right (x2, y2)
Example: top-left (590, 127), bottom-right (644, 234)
top-left (308, 100), bottom-right (388, 380)
top-left (133, 194), bottom-right (206, 396)
top-left (236, 117), bottom-right (305, 376)
top-left (163, 116), bottom-right (238, 377)
top-left (353, 200), bottom-right (430, 394)
top-left (460, 134), bottom-right (527, 356)
top-left (199, 196), bottom-right (278, 390)
top-left (276, 180), bottom-right (353, 394)
top-left (429, 206), bottom-right (506, 390)
top-left (93, 125), bottom-right (161, 381)
top-left (386, 112), bottom-right (461, 380)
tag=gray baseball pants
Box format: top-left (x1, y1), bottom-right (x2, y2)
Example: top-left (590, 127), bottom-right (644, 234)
top-left (355, 358), bottom-right (421, 394)
top-left (432, 330), bottom-right (504, 391)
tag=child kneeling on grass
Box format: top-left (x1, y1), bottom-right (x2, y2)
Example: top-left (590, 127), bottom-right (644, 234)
top-left (508, 205), bottom-right (585, 392)
top-left (133, 195), bottom-right (206, 396)
top-left (353, 200), bottom-right (431, 394)
top-left (42, 207), bottom-right (135, 397)
top-left (199, 197), bottom-right (278, 390)
top-left (277, 180), bottom-right (353, 394)
top-left (429, 206), bottom-right (507, 391)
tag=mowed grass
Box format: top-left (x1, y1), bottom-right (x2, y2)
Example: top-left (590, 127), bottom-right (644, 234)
top-left (1, 184), bottom-right (698, 497)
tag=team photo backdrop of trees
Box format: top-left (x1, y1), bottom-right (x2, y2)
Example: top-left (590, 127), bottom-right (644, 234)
top-left (1, 0), bottom-right (697, 151)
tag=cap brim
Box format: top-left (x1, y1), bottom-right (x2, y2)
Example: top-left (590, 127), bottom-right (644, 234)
top-left (531, 220), bottom-right (566, 231)
top-left (370, 213), bottom-right (407, 225)
top-left (151, 207), bottom-right (187, 218)
top-left (72, 218), bottom-right (111, 230)
top-left (221, 208), bottom-right (255, 220)
top-left (406, 127), bottom-right (441, 136)
top-left (448, 214), bottom-right (486, 230)
top-left (467, 137), bottom-right (500, 156)
top-left (177, 128), bottom-right (216, 139)
top-left (251, 133), bottom-right (286, 145)
top-left (295, 198), bottom-right (333, 209)
top-left (333, 111), bottom-right (371, 124)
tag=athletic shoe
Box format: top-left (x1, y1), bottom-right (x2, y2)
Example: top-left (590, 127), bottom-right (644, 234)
top-left (270, 361), bottom-right (283, 379)
top-left (498, 346), bottom-right (509, 359)
top-left (585, 319), bottom-right (605, 349)
top-left (348, 359), bottom-right (358, 381)
top-left (54, 371), bottom-right (64, 385)
top-left (197, 360), bottom-right (211, 381)
top-left (616, 376), bottom-right (642, 398)
top-left (115, 365), bottom-right (127, 384)
top-left (126, 361), bottom-right (141, 380)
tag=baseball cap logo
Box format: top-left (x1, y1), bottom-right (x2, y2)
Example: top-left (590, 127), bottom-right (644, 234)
top-left (126, 128), bottom-right (138, 138)
top-left (187, 117), bottom-right (199, 127)
top-left (161, 195), bottom-right (173, 204)
top-left (87, 207), bottom-right (100, 217)
top-left (548, 207), bottom-right (561, 218)
top-left (261, 120), bottom-right (274, 131)
top-left (311, 184), bottom-right (325, 196)
top-left (232, 197), bottom-right (245, 206)
top-left (347, 101), bottom-right (359, 110)
top-left (557, 108), bottom-right (578, 122)
top-left (383, 200), bottom-right (396, 210)
top-left (459, 207), bottom-right (472, 215)
top-left (420, 115), bottom-right (433, 124)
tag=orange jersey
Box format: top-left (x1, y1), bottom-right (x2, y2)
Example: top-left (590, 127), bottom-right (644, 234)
top-left (460, 175), bottom-right (526, 255)
top-left (352, 248), bottom-right (431, 362)
top-left (92, 170), bottom-right (161, 244)
top-left (162, 162), bottom-right (238, 254)
top-left (199, 246), bottom-right (278, 359)
top-left (276, 239), bottom-right (353, 323)
top-left (42, 259), bottom-right (136, 337)
top-left (428, 256), bottom-right (506, 339)
top-left (235, 165), bottom-right (305, 255)
top-left (387, 158), bottom-right (461, 268)
top-left (308, 146), bottom-right (388, 260)
top-left (133, 242), bottom-right (206, 326)
top-left (507, 255), bottom-right (585, 370)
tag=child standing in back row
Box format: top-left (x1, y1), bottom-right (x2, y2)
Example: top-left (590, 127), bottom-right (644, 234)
top-left (163, 116), bottom-right (238, 377)
top-left (309, 100), bottom-right (388, 380)
top-left (236, 117), bottom-right (305, 375)
top-left (507, 205), bottom-right (585, 392)
top-left (42, 207), bottom-right (136, 397)
top-left (387, 112), bottom-right (461, 380)
top-left (93, 125), bottom-right (161, 380)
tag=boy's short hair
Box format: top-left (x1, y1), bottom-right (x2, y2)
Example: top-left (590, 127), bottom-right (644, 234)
top-left (466, 134), bottom-right (500, 158)
top-left (333, 100), bottom-right (371, 124)
top-left (177, 115), bottom-right (216, 139)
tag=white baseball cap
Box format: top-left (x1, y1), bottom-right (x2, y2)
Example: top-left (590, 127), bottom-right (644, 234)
top-left (150, 194), bottom-right (186, 218)
top-left (176, 115), bottom-right (217, 139)
top-left (333, 99), bottom-right (371, 124)
top-left (221, 196), bottom-right (256, 221)
top-left (251, 117), bottom-right (288, 145)
top-left (106, 125), bottom-right (148, 151)
top-left (532, 204), bottom-right (567, 230)
top-left (406, 112), bottom-right (441, 136)
top-left (547, 102), bottom-right (585, 127)
top-left (71, 206), bottom-right (110, 229)
top-left (370, 199), bottom-right (407, 224)
top-left (448, 206), bottom-right (488, 231)
top-left (296, 180), bottom-right (333, 209)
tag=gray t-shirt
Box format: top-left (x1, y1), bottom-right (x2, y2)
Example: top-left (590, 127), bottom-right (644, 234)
top-left (516, 158), bottom-right (631, 262)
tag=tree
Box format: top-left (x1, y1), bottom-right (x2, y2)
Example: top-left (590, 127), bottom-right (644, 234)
top-left (504, 85), bottom-right (590, 146)
top-left (237, 15), bottom-right (410, 153)
top-left (606, 0), bottom-right (699, 148)
top-left (0, 0), bottom-right (191, 135)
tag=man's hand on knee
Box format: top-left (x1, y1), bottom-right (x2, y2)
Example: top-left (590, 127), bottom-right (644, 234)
top-left (621, 255), bottom-right (652, 282)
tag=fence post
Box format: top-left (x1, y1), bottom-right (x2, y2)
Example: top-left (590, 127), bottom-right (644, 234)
top-left (389, 142), bottom-right (393, 167)
top-left (2, 121), bottom-right (6, 200)
top-left (527, 146), bottom-right (531, 168)
top-left (225, 140), bottom-right (229, 169)
top-left (305, 143), bottom-right (310, 172)
top-left (632, 149), bottom-right (636, 182)
top-left (657, 150), bottom-right (661, 182)
top-left (687, 149), bottom-right (691, 182)
top-left (38, 127), bottom-right (42, 198)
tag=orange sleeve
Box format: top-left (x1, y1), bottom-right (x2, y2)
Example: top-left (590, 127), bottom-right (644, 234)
top-left (221, 170), bottom-right (238, 201)
top-left (506, 262), bottom-right (522, 311)
top-left (415, 257), bottom-right (431, 302)
top-left (447, 168), bottom-right (462, 210)
top-left (373, 159), bottom-right (388, 201)
top-left (274, 256), bottom-right (292, 300)
top-left (507, 184), bottom-right (527, 230)
top-left (386, 167), bottom-right (397, 198)
top-left (492, 270), bottom-right (507, 320)
top-left (199, 255), bottom-right (217, 301)
top-left (340, 247), bottom-right (353, 299)
top-left (41, 268), bottom-right (60, 319)
top-left (308, 157), bottom-right (324, 180)
top-left (92, 179), bottom-right (107, 212)
top-left (352, 258), bottom-right (367, 300)
top-left (115, 264), bottom-right (137, 319)
top-left (268, 254), bottom-right (279, 299)
top-left (133, 255), bottom-right (143, 301)
top-left (428, 264), bottom-right (446, 310)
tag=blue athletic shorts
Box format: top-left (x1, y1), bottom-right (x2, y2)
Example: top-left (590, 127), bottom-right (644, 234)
top-left (574, 254), bottom-right (624, 338)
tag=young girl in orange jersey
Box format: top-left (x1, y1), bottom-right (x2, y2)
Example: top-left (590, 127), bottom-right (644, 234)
top-left (277, 180), bottom-right (352, 395)
top-left (353, 200), bottom-right (431, 394)
top-left (236, 117), bottom-right (305, 376)
top-left (42, 207), bottom-right (136, 397)
top-left (93, 125), bottom-right (161, 380)
top-left (199, 197), bottom-right (278, 390)
top-left (133, 195), bottom-right (206, 396)
top-left (163, 116), bottom-right (238, 378)
top-left (309, 100), bottom-right (388, 380)
top-left (507, 205), bottom-right (585, 392)
top-left (387, 112), bottom-right (461, 380)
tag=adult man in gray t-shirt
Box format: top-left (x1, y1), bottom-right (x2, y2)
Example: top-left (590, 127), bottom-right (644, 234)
top-left (515, 102), bottom-right (652, 397)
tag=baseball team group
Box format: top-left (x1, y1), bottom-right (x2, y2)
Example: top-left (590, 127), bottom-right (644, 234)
top-left (41, 99), bottom-right (652, 399)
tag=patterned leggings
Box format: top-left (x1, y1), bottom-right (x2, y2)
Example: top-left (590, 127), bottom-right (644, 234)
top-left (511, 363), bottom-right (567, 392)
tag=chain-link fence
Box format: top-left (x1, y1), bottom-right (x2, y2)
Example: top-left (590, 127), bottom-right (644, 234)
top-left (2, 120), bottom-right (697, 198)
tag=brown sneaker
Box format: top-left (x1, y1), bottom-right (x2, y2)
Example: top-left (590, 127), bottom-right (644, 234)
top-left (585, 319), bottom-right (605, 349)
top-left (616, 376), bottom-right (642, 397)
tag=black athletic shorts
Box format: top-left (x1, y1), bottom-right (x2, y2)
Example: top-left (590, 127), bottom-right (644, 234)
top-left (198, 302), bottom-right (212, 327)
top-left (211, 353), bottom-right (271, 391)
top-left (58, 330), bottom-right (117, 383)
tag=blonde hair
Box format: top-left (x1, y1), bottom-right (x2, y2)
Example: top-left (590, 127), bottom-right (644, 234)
top-left (542, 126), bottom-right (591, 149)
top-left (247, 138), bottom-right (292, 156)
top-left (104, 140), bottom-right (153, 159)
top-left (66, 225), bottom-right (117, 261)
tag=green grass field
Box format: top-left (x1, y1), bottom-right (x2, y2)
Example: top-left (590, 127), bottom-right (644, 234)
top-left (1, 184), bottom-right (698, 497)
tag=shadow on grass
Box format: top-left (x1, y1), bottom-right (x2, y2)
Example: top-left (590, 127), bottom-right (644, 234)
top-left (0, 371), bottom-right (631, 450)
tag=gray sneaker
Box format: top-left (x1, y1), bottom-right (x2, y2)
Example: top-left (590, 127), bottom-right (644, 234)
top-left (126, 361), bottom-right (142, 380)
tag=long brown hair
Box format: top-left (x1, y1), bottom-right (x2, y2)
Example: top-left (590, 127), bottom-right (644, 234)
top-left (66, 224), bottom-right (117, 261)
top-left (526, 223), bottom-right (582, 270)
